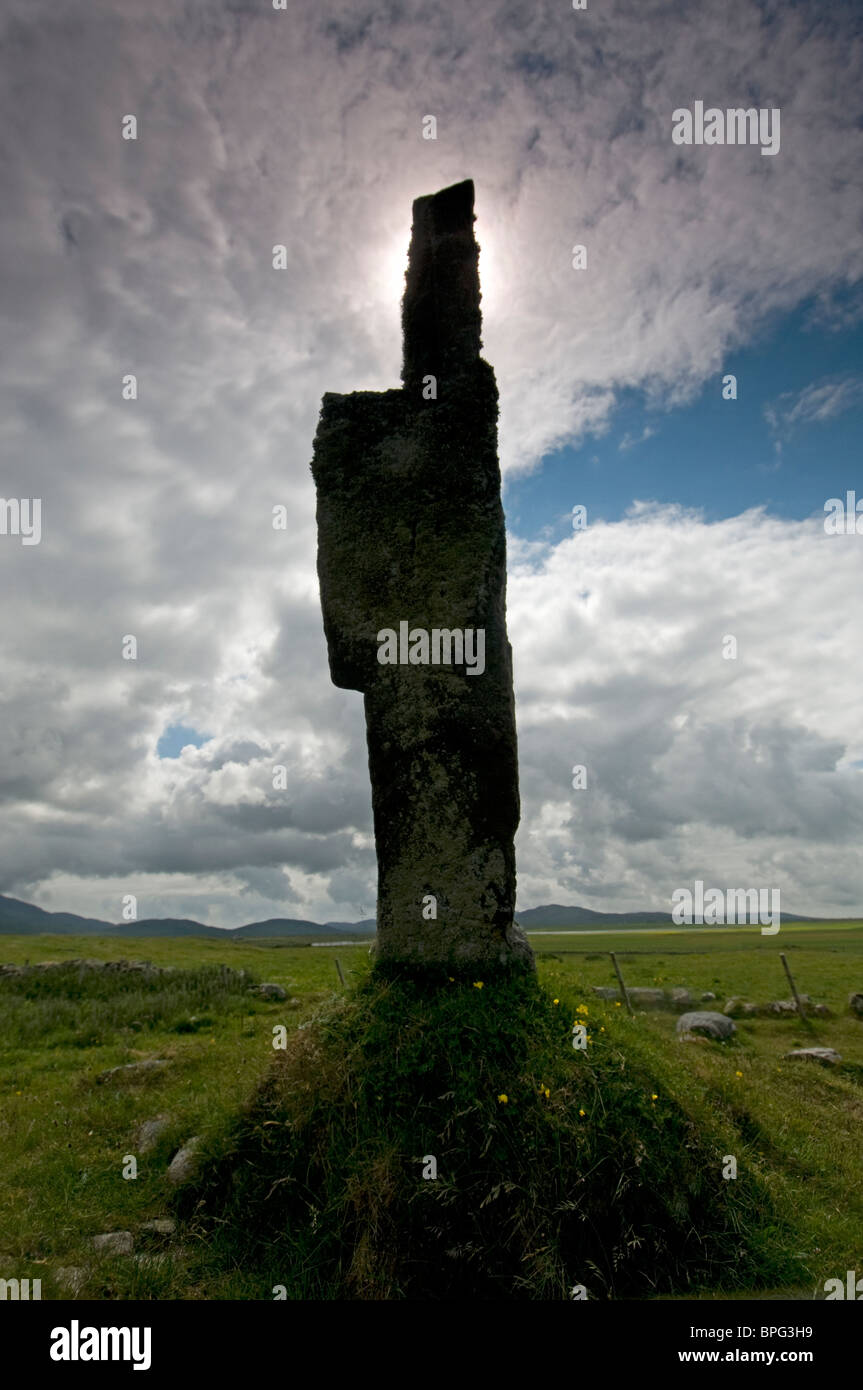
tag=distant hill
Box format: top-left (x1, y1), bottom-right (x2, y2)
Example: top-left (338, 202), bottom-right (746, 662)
top-left (513, 904), bottom-right (817, 928)
top-left (233, 918), bottom-right (344, 938)
top-left (515, 905), bottom-right (673, 927)
top-left (0, 896), bottom-right (116, 935)
top-left (0, 893), bottom-right (827, 940)
top-left (0, 894), bottom-right (376, 939)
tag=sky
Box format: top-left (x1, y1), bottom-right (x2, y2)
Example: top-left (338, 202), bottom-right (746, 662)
top-left (1, 0), bottom-right (862, 928)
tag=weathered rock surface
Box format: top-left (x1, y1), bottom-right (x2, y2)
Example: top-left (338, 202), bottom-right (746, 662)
top-left (140, 1218), bottom-right (176, 1237)
top-left (724, 995), bottom-right (829, 1018)
top-left (849, 992), bottom-right (863, 1018)
top-left (92, 1231), bottom-right (134, 1255)
top-left (167, 1138), bottom-right (201, 1185)
top-left (136, 1115), bottom-right (171, 1153)
top-left (677, 1011), bottom-right (736, 1041)
top-left (311, 180), bottom-right (531, 972)
top-left (251, 982), bottom-right (288, 1000)
top-left (592, 985), bottom-right (693, 1009)
top-left (784, 1047), bottom-right (841, 1066)
top-left (2, 958), bottom-right (170, 976)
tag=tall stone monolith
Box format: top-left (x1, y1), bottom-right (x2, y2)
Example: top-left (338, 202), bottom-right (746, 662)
top-left (311, 179), bottom-right (533, 971)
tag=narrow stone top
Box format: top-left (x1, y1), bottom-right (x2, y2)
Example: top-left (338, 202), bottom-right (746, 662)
top-left (401, 178), bottom-right (482, 389)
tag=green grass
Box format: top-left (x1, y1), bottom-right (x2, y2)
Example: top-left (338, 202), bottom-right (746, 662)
top-left (0, 927), bottom-right (860, 1299)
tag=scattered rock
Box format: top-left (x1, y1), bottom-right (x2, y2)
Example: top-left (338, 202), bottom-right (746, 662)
top-left (723, 998), bottom-right (759, 1018)
top-left (784, 1047), bottom-right (841, 1066)
top-left (92, 1231), bottom-right (134, 1255)
top-left (250, 983), bottom-right (288, 1001)
top-left (140, 1218), bottom-right (176, 1237)
top-left (700, 991), bottom-right (717, 1002)
top-left (96, 1059), bottom-right (169, 1085)
top-left (591, 986), bottom-right (692, 1009)
top-left (626, 987), bottom-right (666, 1007)
top-left (54, 1265), bottom-right (88, 1295)
top-left (677, 1011), bottom-right (736, 1042)
top-left (167, 1138), bottom-right (201, 1185)
top-left (813, 1003), bottom-right (832, 1017)
top-left (0, 964), bottom-right (23, 977)
top-left (849, 993), bottom-right (863, 1018)
top-left (767, 1000), bottom-right (798, 1016)
top-left (136, 1115), bottom-right (171, 1153)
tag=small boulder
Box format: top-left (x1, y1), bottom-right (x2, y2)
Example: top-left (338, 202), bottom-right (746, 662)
top-left (92, 1231), bottom-right (134, 1255)
top-left (592, 986), bottom-right (619, 1000)
top-left (250, 983), bottom-right (288, 1001)
top-left (167, 1138), bottom-right (201, 1185)
top-left (677, 1011), bottom-right (736, 1042)
top-left (700, 991), bottom-right (717, 1002)
top-left (670, 987), bottom-right (693, 1007)
top-left (767, 1000), bottom-right (798, 1016)
top-left (136, 1115), bottom-right (171, 1153)
top-left (724, 998), bottom-right (758, 1018)
top-left (627, 987), bottom-right (666, 1007)
top-left (784, 1047), bottom-right (841, 1066)
top-left (140, 1218), bottom-right (176, 1237)
top-left (813, 1003), bottom-right (831, 1018)
top-left (849, 992), bottom-right (863, 1018)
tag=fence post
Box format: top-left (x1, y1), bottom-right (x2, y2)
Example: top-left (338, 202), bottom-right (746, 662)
top-left (610, 952), bottom-right (634, 1016)
top-left (779, 952), bottom-right (808, 1022)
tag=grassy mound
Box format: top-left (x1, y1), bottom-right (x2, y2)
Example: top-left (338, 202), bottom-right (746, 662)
top-left (175, 967), bottom-right (804, 1300)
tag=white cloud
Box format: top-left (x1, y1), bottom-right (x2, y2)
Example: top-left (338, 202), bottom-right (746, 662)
top-left (765, 375), bottom-right (863, 447)
top-left (1, 0), bottom-right (862, 922)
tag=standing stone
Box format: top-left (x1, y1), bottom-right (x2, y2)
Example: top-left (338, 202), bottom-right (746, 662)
top-left (311, 180), bottom-right (532, 972)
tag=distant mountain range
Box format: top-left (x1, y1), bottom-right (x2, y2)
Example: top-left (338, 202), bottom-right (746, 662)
top-left (0, 895), bottom-right (377, 939)
top-left (0, 894), bottom-right (822, 939)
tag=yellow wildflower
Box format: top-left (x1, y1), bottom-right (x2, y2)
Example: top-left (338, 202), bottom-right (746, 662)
top-left (578, 1108), bottom-right (586, 1117)
top-left (497, 1093), bottom-right (508, 1104)
top-left (473, 981), bottom-right (484, 990)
